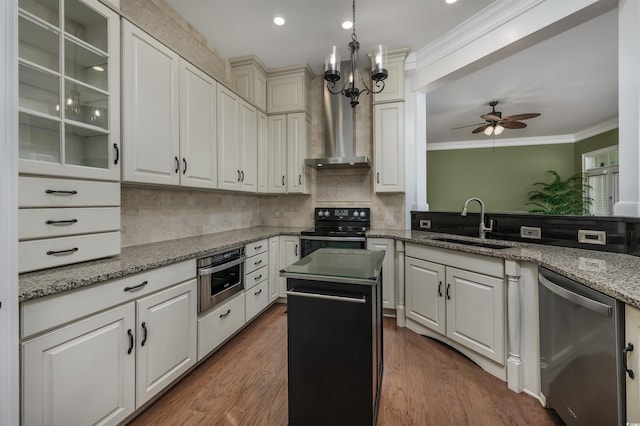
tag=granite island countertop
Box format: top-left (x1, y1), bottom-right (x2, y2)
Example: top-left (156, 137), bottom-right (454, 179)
top-left (19, 226), bottom-right (640, 310)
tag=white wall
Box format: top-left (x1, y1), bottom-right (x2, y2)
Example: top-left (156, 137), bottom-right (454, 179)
top-left (1, 0), bottom-right (20, 424)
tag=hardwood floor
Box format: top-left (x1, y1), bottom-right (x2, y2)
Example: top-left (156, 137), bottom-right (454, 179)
top-left (128, 303), bottom-right (556, 426)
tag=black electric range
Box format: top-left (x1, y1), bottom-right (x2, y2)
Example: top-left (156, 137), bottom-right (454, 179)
top-left (300, 207), bottom-right (371, 257)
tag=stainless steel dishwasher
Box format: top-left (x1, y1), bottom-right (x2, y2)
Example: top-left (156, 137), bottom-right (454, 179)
top-left (539, 267), bottom-right (625, 426)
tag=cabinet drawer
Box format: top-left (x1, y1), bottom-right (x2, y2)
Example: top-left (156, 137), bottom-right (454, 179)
top-left (197, 293), bottom-right (245, 360)
top-left (19, 231), bottom-right (121, 273)
top-left (245, 251), bottom-right (268, 274)
top-left (21, 259), bottom-right (196, 339)
top-left (245, 280), bottom-right (268, 322)
top-left (19, 176), bottom-right (120, 207)
top-left (245, 239), bottom-right (268, 256)
top-left (245, 265), bottom-right (267, 290)
top-left (19, 207), bottom-right (121, 240)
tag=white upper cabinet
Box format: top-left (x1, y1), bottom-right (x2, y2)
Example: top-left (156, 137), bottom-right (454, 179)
top-left (268, 115), bottom-right (287, 193)
top-left (18, 0), bottom-right (120, 181)
top-left (257, 111), bottom-right (269, 193)
top-left (217, 85), bottom-right (257, 192)
top-left (230, 56), bottom-right (267, 112)
top-left (122, 20), bottom-right (180, 185)
top-left (374, 102), bottom-right (405, 193)
top-left (179, 59), bottom-right (217, 189)
top-left (286, 112), bottom-right (310, 194)
top-left (266, 67), bottom-right (312, 114)
top-left (372, 48), bottom-right (408, 104)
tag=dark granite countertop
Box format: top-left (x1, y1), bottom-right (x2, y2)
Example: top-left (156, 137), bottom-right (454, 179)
top-left (19, 226), bottom-right (640, 310)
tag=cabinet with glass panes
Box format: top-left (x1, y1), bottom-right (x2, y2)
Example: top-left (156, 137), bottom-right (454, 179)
top-left (18, 0), bottom-right (120, 180)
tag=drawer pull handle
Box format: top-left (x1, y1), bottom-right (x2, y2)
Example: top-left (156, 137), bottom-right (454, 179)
top-left (127, 329), bottom-right (134, 354)
top-left (254, 245), bottom-right (262, 250)
top-left (113, 143), bottom-right (120, 165)
top-left (45, 219), bottom-right (78, 225)
top-left (46, 247), bottom-right (78, 256)
top-left (220, 309), bottom-right (231, 319)
top-left (45, 189), bottom-right (77, 195)
top-left (141, 322), bottom-right (148, 347)
top-left (123, 280), bottom-right (148, 292)
top-left (254, 274), bottom-right (262, 281)
top-left (255, 288), bottom-right (262, 296)
top-left (254, 259), bottom-right (263, 265)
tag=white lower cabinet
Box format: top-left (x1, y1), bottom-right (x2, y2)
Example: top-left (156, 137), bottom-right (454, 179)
top-left (22, 303), bottom-right (136, 426)
top-left (135, 279), bottom-right (197, 407)
top-left (197, 293), bottom-right (245, 361)
top-left (367, 238), bottom-right (396, 310)
top-left (245, 280), bottom-right (269, 322)
top-left (278, 235), bottom-right (300, 297)
top-left (21, 262), bottom-right (197, 426)
top-left (626, 305), bottom-right (640, 423)
top-left (405, 244), bottom-right (505, 364)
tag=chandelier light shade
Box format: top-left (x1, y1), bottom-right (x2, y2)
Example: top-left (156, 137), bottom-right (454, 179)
top-left (323, 0), bottom-right (388, 108)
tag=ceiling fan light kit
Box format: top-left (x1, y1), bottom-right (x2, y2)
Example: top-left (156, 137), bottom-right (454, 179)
top-left (454, 100), bottom-right (541, 136)
top-left (323, 0), bottom-right (388, 108)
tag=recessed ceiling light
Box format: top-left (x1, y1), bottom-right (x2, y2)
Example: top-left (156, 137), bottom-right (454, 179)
top-left (273, 16), bottom-right (285, 26)
top-left (342, 20), bottom-right (353, 30)
top-left (445, 0), bottom-right (458, 4)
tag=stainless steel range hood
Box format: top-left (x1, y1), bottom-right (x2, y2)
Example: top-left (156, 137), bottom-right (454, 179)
top-left (304, 76), bottom-right (371, 169)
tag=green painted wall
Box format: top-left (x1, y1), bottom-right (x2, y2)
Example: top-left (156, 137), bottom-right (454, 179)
top-left (574, 128), bottom-right (618, 171)
top-left (426, 144), bottom-right (577, 213)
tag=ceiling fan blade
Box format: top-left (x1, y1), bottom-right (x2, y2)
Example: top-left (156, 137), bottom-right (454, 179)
top-left (502, 113), bottom-right (540, 121)
top-left (501, 121), bottom-right (527, 129)
top-left (472, 124), bottom-right (489, 134)
top-left (480, 113), bottom-right (502, 121)
top-left (451, 122), bottom-right (485, 130)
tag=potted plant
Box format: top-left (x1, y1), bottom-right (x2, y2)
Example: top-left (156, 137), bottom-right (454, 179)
top-left (526, 170), bottom-right (592, 215)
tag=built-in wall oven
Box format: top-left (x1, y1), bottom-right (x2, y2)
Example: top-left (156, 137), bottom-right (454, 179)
top-left (300, 207), bottom-right (370, 258)
top-left (198, 246), bottom-right (245, 313)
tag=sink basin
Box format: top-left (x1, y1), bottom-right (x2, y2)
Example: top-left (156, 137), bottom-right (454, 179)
top-left (432, 237), bottom-right (512, 250)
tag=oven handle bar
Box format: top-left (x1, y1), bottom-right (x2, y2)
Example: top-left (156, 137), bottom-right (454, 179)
top-left (198, 256), bottom-right (246, 276)
top-left (286, 288), bottom-right (366, 304)
top-left (539, 274), bottom-right (612, 316)
top-left (299, 235), bottom-right (366, 242)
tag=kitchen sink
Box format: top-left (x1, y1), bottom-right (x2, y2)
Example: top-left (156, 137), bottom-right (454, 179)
top-left (431, 237), bottom-right (513, 250)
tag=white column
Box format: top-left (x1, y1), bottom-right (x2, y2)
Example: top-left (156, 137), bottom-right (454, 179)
top-left (505, 260), bottom-right (523, 392)
top-left (615, 0), bottom-right (640, 217)
top-left (1, 0), bottom-right (20, 424)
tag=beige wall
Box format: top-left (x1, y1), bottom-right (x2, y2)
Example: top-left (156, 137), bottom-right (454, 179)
top-left (117, 0), bottom-right (405, 247)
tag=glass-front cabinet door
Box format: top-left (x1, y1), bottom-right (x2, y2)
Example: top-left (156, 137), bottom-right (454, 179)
top-left (18, 0), bottom-right (120, 180)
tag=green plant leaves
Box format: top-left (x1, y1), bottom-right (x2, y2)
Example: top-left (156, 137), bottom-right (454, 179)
top-left (525, 170), bottom-right (592, 215)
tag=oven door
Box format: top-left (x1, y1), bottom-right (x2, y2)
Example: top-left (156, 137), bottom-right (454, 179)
top-left (198, 256), bottom-right (245, 313)
top-left (300, 235), bottom-right (366, 258)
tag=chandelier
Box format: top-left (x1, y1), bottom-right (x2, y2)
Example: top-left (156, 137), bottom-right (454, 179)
top-left (323, 0), bottom-right (388, 108)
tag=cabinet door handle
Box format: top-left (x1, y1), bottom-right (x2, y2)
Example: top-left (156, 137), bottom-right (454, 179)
top-left (624, 343), bottom-right (635, 379)
top-left (241, 170), bottom-right (245, 182)
top-left (220, 309), bottom-right (231, 319)
top-left (127, 329), bottom-right (134, 354)
top-left (237, 170), bottom-right (241, 182)
top-left (123, 280), bottom-right (148, 292)
top-left (113, 143), bottom-right (120, 165)
top-left (295, 244), bottom-right (298, 257)
top-left (438, 281), bottom-right (443, 297)
top-left (45, 219), bottom-right (78, 225)
top-left (175, 156), bottom-right (180, 173)
top-left (377, 172), bottom-right (380, 184)
top-left (298, 174), bottom-right (302, 185)
top-left (46, 247), bottom-right (78, 256)
top-left (255, 288), bottom-right (262, 296)
top-left (141, 322), bottom-right (148, 347)
top-left (446, 283), bottom-right (451, 300)
top-left (183, 158), bottom-right (187, 174)
top-left (282, 175), bottom-right (285, 186)
top-left (45, 189), bottom-right (77, 195)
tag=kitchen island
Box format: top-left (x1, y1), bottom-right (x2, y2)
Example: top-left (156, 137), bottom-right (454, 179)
top-left (281, 248), bottom-right (385, 426)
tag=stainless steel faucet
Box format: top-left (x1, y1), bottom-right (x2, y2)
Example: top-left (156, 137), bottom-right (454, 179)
top-left (461, 197), bottom-right (493, 239)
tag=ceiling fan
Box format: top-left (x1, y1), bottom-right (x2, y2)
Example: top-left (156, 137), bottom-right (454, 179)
top-left (452, 101), bottom-right (541, 136)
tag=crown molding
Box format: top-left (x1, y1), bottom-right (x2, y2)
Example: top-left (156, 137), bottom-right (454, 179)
top-left (573, 117), bottom-right (618, 141)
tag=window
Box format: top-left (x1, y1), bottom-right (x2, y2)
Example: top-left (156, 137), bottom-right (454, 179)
top-left (583, 147), bottom-right (619, 216)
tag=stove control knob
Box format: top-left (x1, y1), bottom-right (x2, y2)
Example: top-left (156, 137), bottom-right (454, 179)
top-left (317, 210), bottom-right (324, 217)
top-left (359, 211), bottom-right (366, 218)
top-left (324, 210), bottom-right (330, 217)
top-left (353, 211), bottom-right (359, 218)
